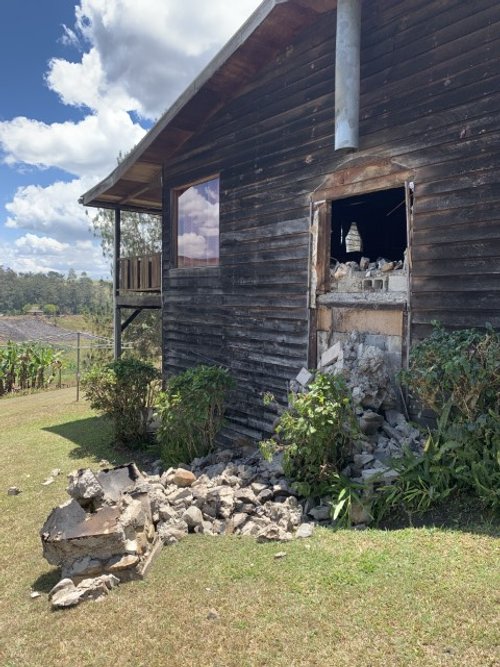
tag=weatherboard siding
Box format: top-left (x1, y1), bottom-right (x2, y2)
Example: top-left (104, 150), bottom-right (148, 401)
top-left (162, 0), bottom-right (500, 440)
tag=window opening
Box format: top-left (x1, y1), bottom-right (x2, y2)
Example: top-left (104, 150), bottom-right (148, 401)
top-left (176, 176), bottom-right (219, 268)
top-left (331, 187), bottom-right (407, 266)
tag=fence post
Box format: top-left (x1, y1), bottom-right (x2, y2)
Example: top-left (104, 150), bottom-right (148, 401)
top-left (76, 331), bottom-right (81, 402)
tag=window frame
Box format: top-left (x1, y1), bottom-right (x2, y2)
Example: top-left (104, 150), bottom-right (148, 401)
top-left (171, 174), bottom-right (220, 270)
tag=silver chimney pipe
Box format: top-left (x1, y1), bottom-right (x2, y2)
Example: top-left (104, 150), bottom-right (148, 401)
top-left (335, 0), bottom-right (362, 151)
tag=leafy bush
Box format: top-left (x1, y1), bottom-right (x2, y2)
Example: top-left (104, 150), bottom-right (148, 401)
top-left (395, 324), bottom-right (500, 510)
top-left (82, 358), bottom-right (160, 446)
top-left (260, 373), bottom-right (359, 498)
top-left (400, 323), bottom-right (499, 422)
top-left (156, 365), bottom-right (234, 465)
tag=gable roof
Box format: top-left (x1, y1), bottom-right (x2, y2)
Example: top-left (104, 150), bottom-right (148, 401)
top-left (80, 0), bottom-right (336, 213)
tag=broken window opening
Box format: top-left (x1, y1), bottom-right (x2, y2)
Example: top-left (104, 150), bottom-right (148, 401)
top-left (331, 187), bottom-right (407, 266)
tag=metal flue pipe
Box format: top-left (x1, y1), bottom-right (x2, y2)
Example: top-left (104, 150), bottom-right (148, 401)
top-left (335, 0), bottom-right (362, 151)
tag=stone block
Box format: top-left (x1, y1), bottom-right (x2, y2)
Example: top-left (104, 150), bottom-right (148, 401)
top-left (320, 341), bottom-right (343, 368)
top-left (295, 367), bottom-right (314, 388)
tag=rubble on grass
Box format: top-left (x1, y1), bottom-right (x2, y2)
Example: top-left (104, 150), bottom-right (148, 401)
top-left (40, 330), bottom-right (424, 609)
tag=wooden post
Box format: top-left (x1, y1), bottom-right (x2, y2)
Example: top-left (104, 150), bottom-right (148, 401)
top-left (113, 208), bottom-right (122, 359)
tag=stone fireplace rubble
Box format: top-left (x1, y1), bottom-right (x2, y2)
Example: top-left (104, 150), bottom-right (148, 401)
top-left (40, 335), bottom-right (423, 609)
top-left (330, 255), bottom-right (408, 296)
top-left (41, 463), bottom-right (161, 608)
top-left (294, 331), bottom-right (424, 485)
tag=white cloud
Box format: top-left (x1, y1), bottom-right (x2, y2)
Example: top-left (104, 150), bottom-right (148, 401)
top-left (15, 234), bottom-right (67, 255)
top-left (3, 234), bottom-right (109, 277)
top-left (178, 232), bottom-right (207, 260)
top-left (1, 0), bottom-right (261, 276)
top-left (48, 0), bottom-right (262, 120)
top-left (5, 178), bottom-right (98, 241)
top-left (0, 109), bottom-right (145, 177)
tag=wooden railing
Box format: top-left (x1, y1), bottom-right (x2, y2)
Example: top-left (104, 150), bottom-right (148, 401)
top-left (119, 253), bottom-right (161, 292)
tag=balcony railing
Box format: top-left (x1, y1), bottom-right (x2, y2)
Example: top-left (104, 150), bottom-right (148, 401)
top-left (119, 253), bottom-right (161, 292)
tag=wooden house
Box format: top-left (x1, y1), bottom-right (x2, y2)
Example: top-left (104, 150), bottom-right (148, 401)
top-left (81, 0), bottom-right (500, 443)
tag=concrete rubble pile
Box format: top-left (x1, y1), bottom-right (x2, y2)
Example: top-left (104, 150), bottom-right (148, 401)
top-left (40, 453), bottom-right (317, 609)
top-left (41, 463), bottom-right (162, 609)
top-left (293, 331), bottom-right (424, 488)
top-left (40, 332), bottom-right (423, 609)
top-left (330, 255), bottom-right (407, 294)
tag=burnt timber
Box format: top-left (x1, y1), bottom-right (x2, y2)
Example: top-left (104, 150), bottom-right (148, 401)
top-left (82, 0), bottom-right (500, 442)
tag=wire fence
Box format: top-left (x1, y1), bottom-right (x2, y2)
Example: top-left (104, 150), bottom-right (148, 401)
top-left (0, 331), bottom-right (132, 401)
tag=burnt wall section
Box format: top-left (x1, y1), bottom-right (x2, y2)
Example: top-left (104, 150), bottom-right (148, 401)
top-left (162, 0), bottom-right (500, 441)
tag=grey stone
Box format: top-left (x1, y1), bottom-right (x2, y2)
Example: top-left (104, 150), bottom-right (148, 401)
top-left (308, 505), bottom-right (331, 522)
top-left (48, 578), bottom-right (75, 601)
top-left (231, 513), bottom-right (248, 530)
top-left (51, 587), bottom-right (83, 609)
top-left (158, 504), bottom-right (179, 522)
top-left (7, 486), bottom-right (21, 496)
top-left (361, 468), bottom-right (384, 482)
top-left (353, 453), bottom-right (375, 467)
top-left (240, 518), bottom-right (271, 537)
top-left (62, 556), bottom-right (103, 580)
top-left (257, 525), bottom-right (292, 543)
top-left (166, 487), bottom-right (193, 505)
top-left (183, 506), bottom-right (204, 529)
top-left (257, 488), bottom-right (274, 503)
top-left (157, 519), bottom-right (188, 545)
top-left (382, 469), bottom-right (400, 484)
top-left (320, 342), bottom-right (343, 368)
top-left (295, 523), bottom-right (314, 539)
top-left (235, 488), bottom-right (259, 505)
top-left (214, 449), bottom-right (234, 463)
top-left (160, 468), bottom-right (176, 487)
top-left (67, 469), bottom-right (105, 506)
top-left (295, 367), bottom-right (314, 387)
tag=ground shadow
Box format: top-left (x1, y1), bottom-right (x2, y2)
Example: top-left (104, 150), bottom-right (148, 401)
top-left (33, 568), bottom-right (61, 594)
top-left (44, 416), bottom-right (159, 467)
top-left (44, 416), bottom-right (128, 465)
top-left (372, 494), bottom-right (499, 537)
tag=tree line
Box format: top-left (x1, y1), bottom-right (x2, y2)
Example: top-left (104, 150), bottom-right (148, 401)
top-left (0, 266), bottom-right (112, 316)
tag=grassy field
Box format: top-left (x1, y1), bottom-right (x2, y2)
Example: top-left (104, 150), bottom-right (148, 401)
top-left (0, 391), bottom-right (498, 667)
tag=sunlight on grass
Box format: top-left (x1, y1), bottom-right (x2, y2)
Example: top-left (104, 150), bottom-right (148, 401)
top-left (0, 390), bottom-right (498, 667)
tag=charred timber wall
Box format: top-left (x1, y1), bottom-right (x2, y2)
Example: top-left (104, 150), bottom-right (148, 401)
top-left (162, 0), bottom-right (500, 441)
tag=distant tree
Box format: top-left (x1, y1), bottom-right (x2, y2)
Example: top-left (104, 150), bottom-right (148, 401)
top-left (90, 209), bottom-right (161, 260)
top-left (0, 266), bottom-right (111, 317)
top-left (43, 304), bottom-right (58, 317)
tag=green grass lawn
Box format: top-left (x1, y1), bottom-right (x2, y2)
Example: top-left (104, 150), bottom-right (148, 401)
top-left (0, 391), bottom-right (498, 667)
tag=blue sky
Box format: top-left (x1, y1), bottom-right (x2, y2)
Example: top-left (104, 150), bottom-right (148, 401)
top-left (0, 0), bottom-right (260, 278)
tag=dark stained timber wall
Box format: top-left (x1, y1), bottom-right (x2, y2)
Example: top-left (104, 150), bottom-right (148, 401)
top-left (162, 0), bottom-right (500, 441)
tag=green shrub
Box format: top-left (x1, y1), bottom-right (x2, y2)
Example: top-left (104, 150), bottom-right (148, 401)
top-left (260, 373), bottom-right (359, 498)
top-left (81, 358), bottom-right (160, 446)
top-left (156, 364), bottom-right (234, 466)
top-left (400, 323), bottom-right (499, 422)
top-left (394, 324), bottom-right (500, 511)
